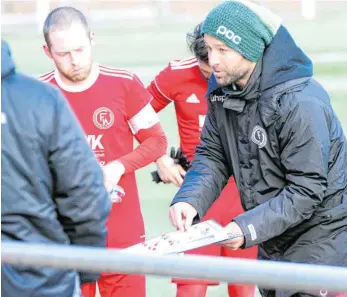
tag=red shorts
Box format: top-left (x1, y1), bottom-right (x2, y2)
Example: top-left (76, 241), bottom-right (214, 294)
top-left (81, 274), bottom-right (145, 297)
top-left (82, 189), bottom-right (146, 297)
top-left (172, 177), bottom-right (258, 286)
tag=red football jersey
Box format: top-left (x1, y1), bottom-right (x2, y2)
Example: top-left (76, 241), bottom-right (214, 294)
top-left (38, 63), bottom-right (153, 243)
top-left (148, 57), bottom-right (208, 161)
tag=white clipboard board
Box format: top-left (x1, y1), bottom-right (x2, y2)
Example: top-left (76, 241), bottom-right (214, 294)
top-left (122, 220), bottom-right (243, 255)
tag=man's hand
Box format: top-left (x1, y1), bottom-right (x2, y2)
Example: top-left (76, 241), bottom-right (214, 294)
top-left (169, 202), bottom-right (197, 231)
top-left (156, 155), bottom-right (186, 187)
top-left (102, 160), bottom-right (125, 193)
top-left (219, 221), bottom-right (245, 250)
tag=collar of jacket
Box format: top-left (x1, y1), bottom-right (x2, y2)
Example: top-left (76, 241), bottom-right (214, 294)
top-left (221, 57), bottom-right (262, 112)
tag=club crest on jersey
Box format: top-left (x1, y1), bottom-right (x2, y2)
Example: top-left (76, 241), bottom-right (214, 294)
top-left (93, 107), bottom-right (114, 129)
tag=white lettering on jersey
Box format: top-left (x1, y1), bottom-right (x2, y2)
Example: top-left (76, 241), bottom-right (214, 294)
top-left (1, 112), bottom-right (7, 124)
top-left (128, 103), bottom-right (159, 135)
top-left (199, 115), bottom-right (206, 131)
top-left (87, 134), bottom-right (104, 150)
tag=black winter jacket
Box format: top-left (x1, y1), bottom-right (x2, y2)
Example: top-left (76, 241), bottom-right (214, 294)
top-left (1, 40), bottom-right (111, 297)
top-left (172, 26), bottom-right (347, 267)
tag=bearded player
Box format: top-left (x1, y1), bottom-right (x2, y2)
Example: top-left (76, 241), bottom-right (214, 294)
top-left (38, 7), bottom-right (167, 297)
top-left (147, 23), bottom-right (258, 297)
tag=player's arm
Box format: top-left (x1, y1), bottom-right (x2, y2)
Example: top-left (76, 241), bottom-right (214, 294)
top-left (154, 149), bottom-right (188, 187)
top-left (147, 66), bottom-right (187, 186)
top-left (147, 77), bottom-right (172, 113)
top-left (102, 75), bottom-right (168, 188)
top-left (118, 103), bottom-right (167, 172)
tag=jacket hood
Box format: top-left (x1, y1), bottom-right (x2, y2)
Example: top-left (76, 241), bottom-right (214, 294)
top-left (1, 40), bottom-right (16, 78)
top-left (260, 25), bottom-right (312, 92)
top-left (207, 25), bottom-right (313, 96)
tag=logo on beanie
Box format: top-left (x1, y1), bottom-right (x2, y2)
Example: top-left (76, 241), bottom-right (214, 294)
top-left (216, 25), bottom-right (242, 45)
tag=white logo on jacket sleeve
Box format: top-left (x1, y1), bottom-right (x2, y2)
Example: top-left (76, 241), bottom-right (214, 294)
top-left (251, 125), bottom-right (267, 148)
top-left (93, 107), bottom-right (114, 129)
top-left (247, 224), bottom-right (257, 241)
top-left (128, 103), bottom-right (159, 134)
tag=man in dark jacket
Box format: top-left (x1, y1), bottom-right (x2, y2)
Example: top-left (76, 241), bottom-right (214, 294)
top-left (1, 39), bottom-right (111, 297)
top-left (169, 2), bottom-right (347, 297)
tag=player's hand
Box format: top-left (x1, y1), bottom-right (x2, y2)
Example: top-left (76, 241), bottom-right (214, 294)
top-left (156, 155), bottom-right (186, 187)
top-left (219, 222), bottom-right (244, 250)
top-left (102, 160), bottom-right (125, 193)
top-left (169, 202), bottom-right (197, 232)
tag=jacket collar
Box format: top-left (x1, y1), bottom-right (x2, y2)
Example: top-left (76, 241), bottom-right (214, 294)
top-left (207, 58), bottom-right (262, 113)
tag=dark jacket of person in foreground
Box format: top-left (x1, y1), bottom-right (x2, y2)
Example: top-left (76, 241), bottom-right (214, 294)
top-left (1, 39), bottom-right (111, 297)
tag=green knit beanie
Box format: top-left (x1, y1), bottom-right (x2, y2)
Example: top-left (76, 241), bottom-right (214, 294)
top-left (201, 0), bottom-right (282, 62)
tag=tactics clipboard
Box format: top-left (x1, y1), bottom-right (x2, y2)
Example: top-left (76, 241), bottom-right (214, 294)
top-left (122, 219), bottom-right (243, 255)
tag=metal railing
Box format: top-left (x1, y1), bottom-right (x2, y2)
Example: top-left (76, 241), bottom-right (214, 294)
top-left (2, 241), bottom-right (347, 294)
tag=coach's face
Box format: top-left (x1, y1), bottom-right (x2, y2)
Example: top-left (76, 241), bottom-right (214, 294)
top-left (44, 22), bottom-right (93, 83)
top-left (204, 34), bottom-right (255, 89)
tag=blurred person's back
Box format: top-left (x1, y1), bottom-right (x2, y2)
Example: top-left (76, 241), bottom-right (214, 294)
top-left (1, 39), bottom-right (111, 297)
